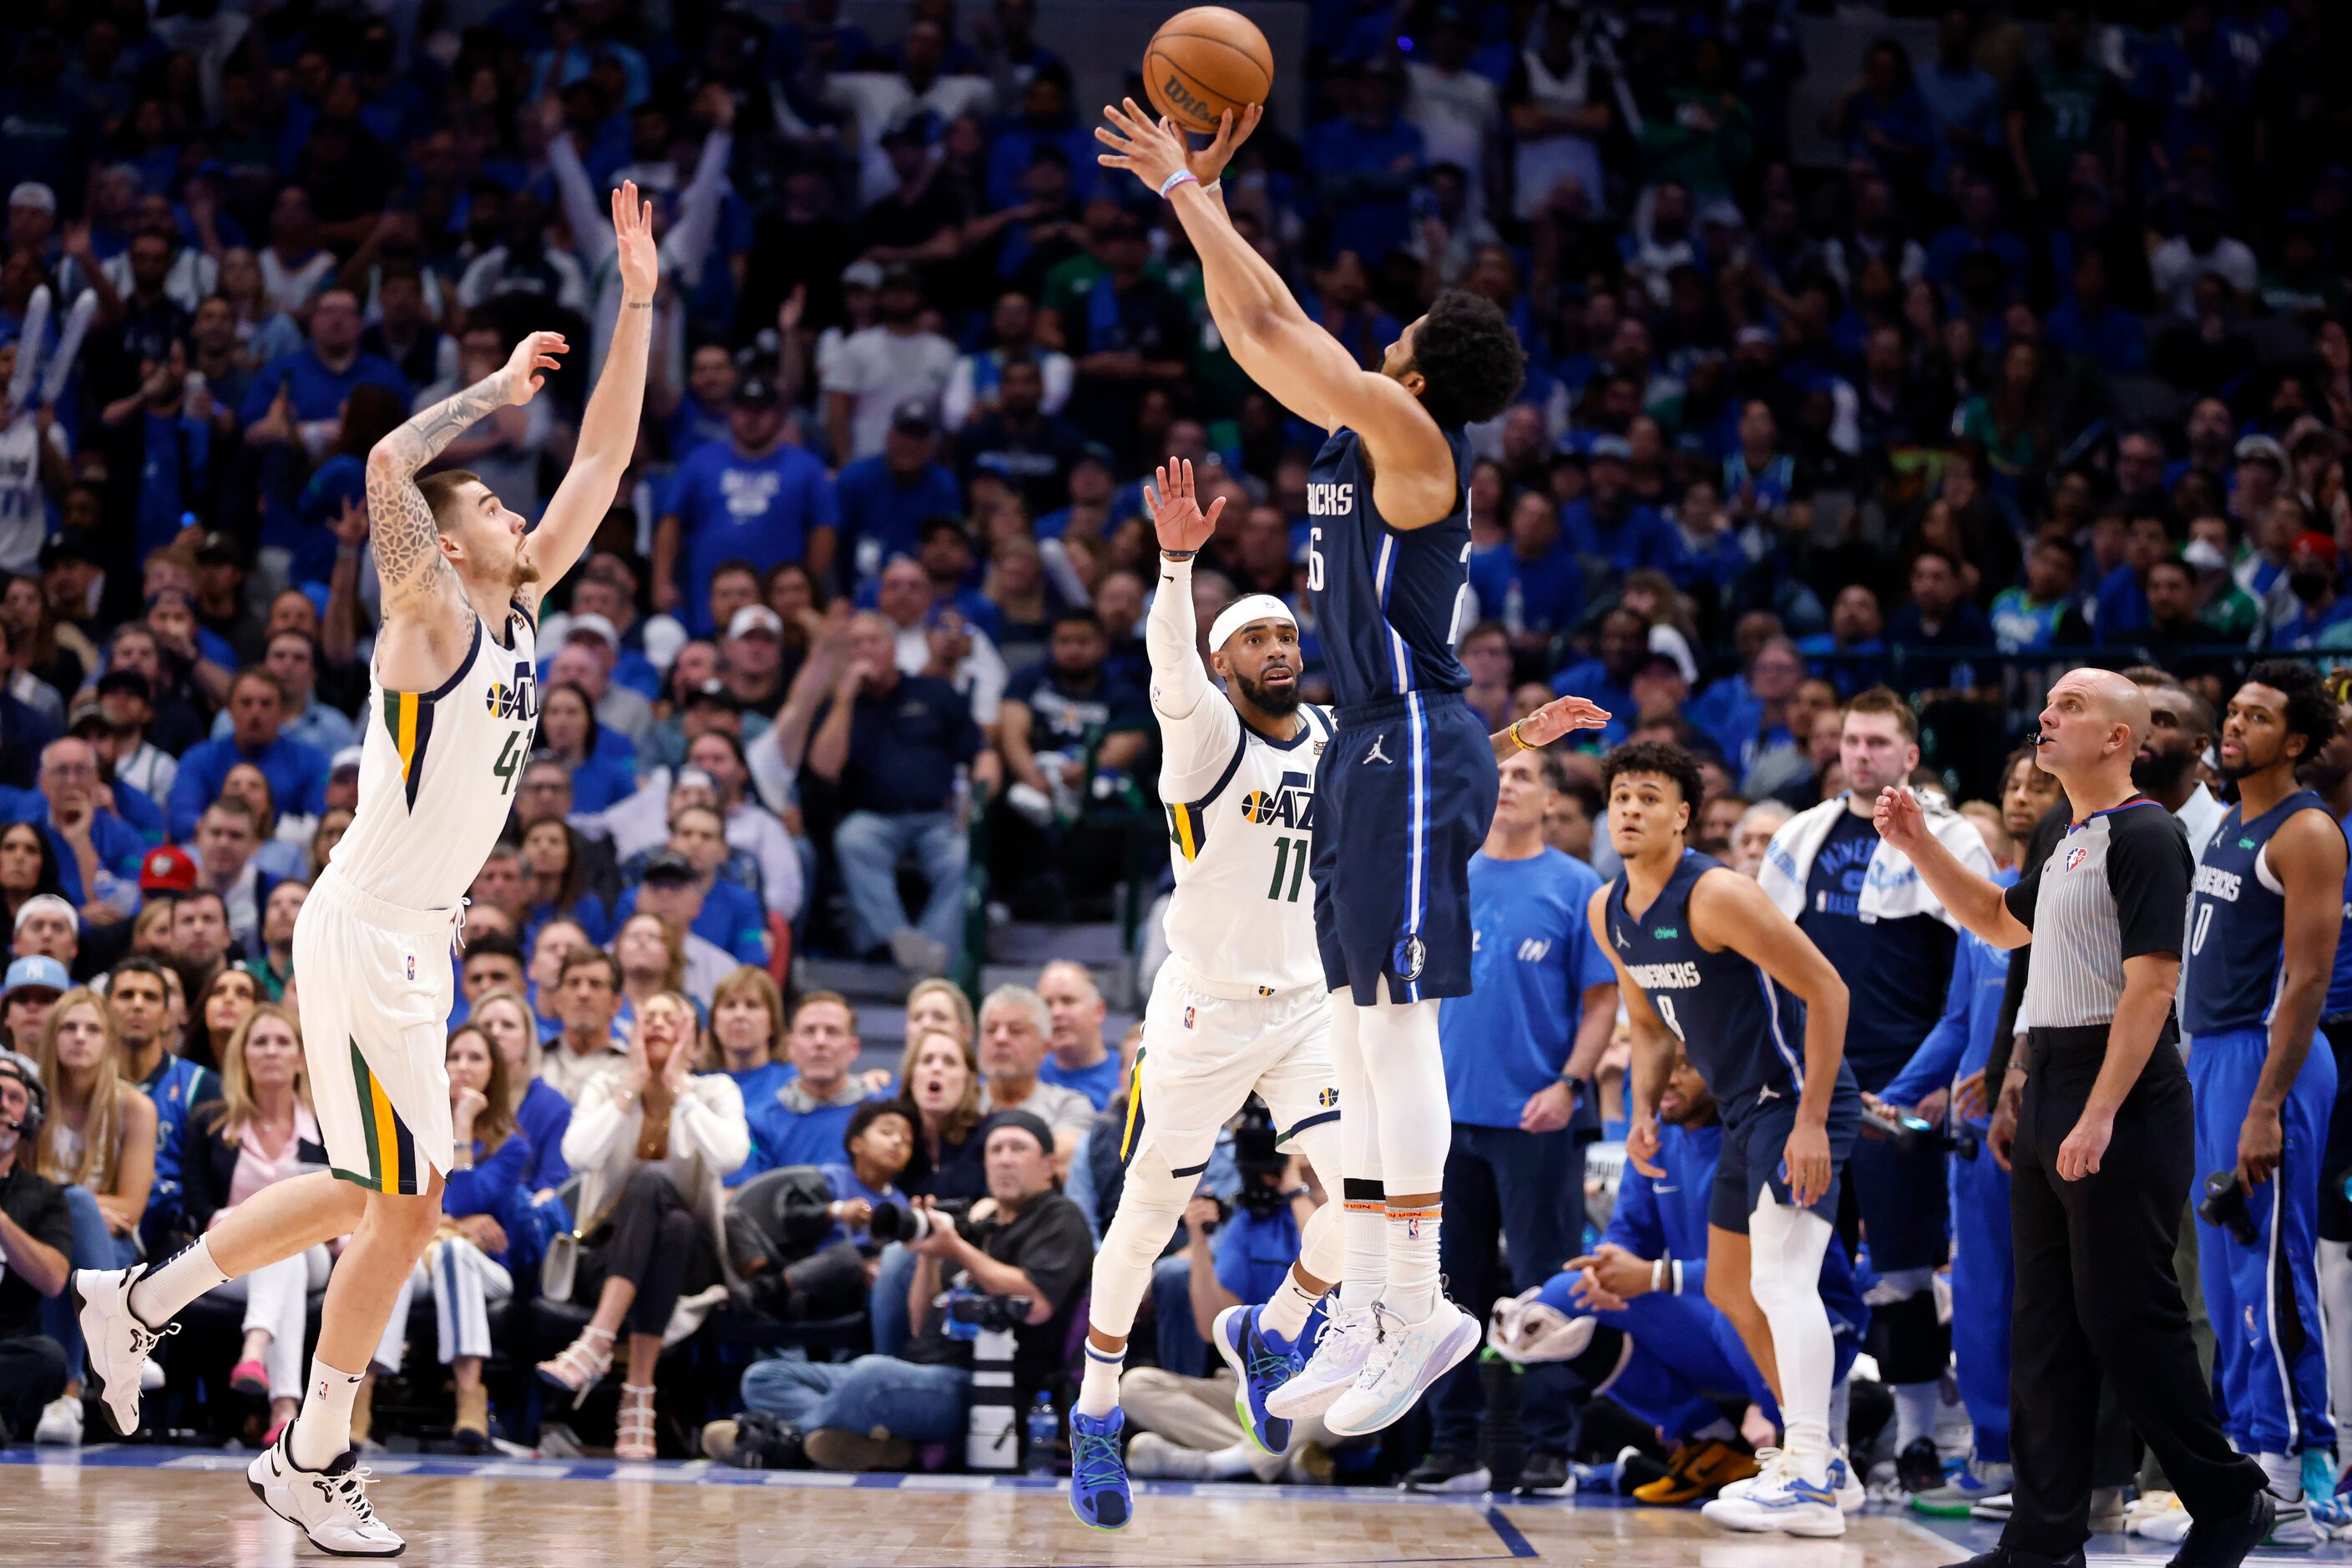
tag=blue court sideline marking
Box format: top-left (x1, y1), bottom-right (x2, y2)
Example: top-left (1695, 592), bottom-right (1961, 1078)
top-left (1483, 1505), bottom-right (1538, 1558)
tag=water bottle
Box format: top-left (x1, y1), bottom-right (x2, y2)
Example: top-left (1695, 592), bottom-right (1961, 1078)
top-left (1024, 1391), bottom-right (1059, 1477)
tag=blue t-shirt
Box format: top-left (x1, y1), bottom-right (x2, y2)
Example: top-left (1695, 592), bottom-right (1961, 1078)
top-left (514, 1076), bottom-right (574, 1192)
top-left (1039, 1052), bottom-right (1121, 1111)
top-left (165, 733), bottom-right (331, 842)
top-left (817, 1160), bottom-right (903, 1252)
top-left (1439, 849), bottom-right (1611, 1129)
top-left (1795, 809), bottom-right (1956, 1090)
top-left (1214, 1203), bottom-right (1305, 1305)
top-left (613, 876), bottom-right (768, 965)
top-left (1468, 544), bottom-right (1585, 642)
top-left (833, 457), bottom-right (964, 585)
top-left (742, 1095), bottom-right (867, 1176)
top-left (664, 438), bottom-right (837, 636)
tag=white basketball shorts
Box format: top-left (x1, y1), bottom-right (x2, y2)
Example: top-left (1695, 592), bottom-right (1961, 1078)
top-left (1125, 959), bottom-right (1340, 1177)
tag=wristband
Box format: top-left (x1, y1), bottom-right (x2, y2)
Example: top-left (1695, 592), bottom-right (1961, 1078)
top-left (1650, 1257), bottom-right (1665, 1292)
top-left (1204, 179), bottom-right (1222, 194)
top-left (1509, 719), bottom-right (1532, 751)
top-left (1159, 169), bottom-right (1200, 198)
top-left (1161, 548), bottom-right (1196, 562)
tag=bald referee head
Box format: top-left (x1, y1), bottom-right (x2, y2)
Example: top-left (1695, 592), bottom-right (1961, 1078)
top-left (2031, 668), bottom-right (2151, 805)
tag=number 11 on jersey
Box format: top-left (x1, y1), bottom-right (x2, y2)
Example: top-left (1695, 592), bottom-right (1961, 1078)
top-left (1267, 833), bottom-right (1309, 902)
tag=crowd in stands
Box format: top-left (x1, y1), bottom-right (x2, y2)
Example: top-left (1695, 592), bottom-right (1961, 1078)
top-left (4, 0), bottom-right (2352, 1491)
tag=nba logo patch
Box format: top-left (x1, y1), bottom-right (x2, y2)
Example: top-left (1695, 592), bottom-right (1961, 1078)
top-left (406, 953), bottom-right (416, 980)
top-left (2064, 846), bottom-right (2089, 873)
top-left (1406, 1215), bottom-right (1421, 1239)
top-left (1183, 1006), bottom-right (1196, 1029)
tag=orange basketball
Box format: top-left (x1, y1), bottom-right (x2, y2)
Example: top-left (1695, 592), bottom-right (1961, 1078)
top-left (1143, 8), bottom-right (1273, 135)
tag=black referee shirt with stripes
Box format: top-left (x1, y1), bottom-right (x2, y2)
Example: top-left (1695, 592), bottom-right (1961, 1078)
top-left (2006, 797), bottom-right (2194, 1030)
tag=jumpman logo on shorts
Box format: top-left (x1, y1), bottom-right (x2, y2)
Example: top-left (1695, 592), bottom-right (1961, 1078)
top-left (1363, 737), bottom-right (1393, 766)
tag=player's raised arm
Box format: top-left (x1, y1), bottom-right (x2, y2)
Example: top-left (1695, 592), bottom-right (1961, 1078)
top-left (365, 330), bottom-right (564, 620)
top-left (1144, 458), bottom-right (1246, 778)
top-left (1494, 694), bottom-right (1611, 761)
top-left (1098, 103), bottom-right (1473, 528)
top-left (528, 180), bottom-right (660, 594)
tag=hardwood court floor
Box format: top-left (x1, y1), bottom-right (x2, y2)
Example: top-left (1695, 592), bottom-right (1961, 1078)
top-left (8, 1446), bottom-right (2349, 1567)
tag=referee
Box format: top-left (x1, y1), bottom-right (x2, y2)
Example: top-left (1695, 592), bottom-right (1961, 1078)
top-left (1878, 668), bottom-right (2269, 1568)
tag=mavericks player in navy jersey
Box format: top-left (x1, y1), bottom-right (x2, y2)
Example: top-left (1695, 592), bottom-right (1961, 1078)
top-left (1591, 741), bottom-right (1862, 1538)
top-left (2187, 662), bottom-right (2344, 1538)
top-left (1099, 102), bottom-right (1596, 1435)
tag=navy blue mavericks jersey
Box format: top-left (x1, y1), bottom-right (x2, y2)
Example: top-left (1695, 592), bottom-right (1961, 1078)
top-left (1305, 424), bottom-right (1477, 710)
top-left (2329, 807), bottom-right (2352, 1017)
top-left (1606, 850), bottom-right (1821, 1117)
top-left (2186, 789), bottom-right (2344, 1035)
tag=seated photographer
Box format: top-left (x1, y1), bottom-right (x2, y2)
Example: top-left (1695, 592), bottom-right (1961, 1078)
top-left (738, 990), bottom-right (870, 1179)
top-left (367, 1024), bottom-right (531, 1454)
top-left (1495, 1053), bottom-right (1869, 1505)
top-left (538, 993), bottom-right (750, 1459)
top-left (0, 1052), bottom-right (74, 1444)
top-left (1120, 1122), bottom-right (1343, 1485)
top-left (725, 1109), bottom-right (1092, 1472)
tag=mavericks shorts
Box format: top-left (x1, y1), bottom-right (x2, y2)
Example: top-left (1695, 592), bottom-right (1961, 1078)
top-left (296, 871), bottom-right (463, 1196)
top-left (1711, 1086), bottom-right (1859, 1234)
top-left (1313, 691), bottom-right (1499, 1005)
top-left (1128, 959), bottom-right (1341, 1178)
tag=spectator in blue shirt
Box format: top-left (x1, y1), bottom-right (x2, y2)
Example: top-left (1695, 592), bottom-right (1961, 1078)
top-left (739, 991), bottom-right (873, 1176)
top-left (984, 65), bottom-right (1097, 213)
top-left (834, 406), bottom-right (964, 587)
top-left (2269, 531), bottom-right (2352, 649)
top-left (1549, 604), bottom-right (1646, 744)
top-left (655, 372), bottom-right (838, 636)
top-left (612, 816), bottom-right (768, 968)
top-left (1924, 177), bottom-right (2030, 303)
top-left (2043, 251), bottom-right (2147, 376)
top-left (206, 630), bottom-right (357, 758)
top-left (1795, 584), bottom-right (1890, 697)
top-left (2092, 512), bottom-right (2176, 635)
top-left (236, 288), bottom-right (408, 577)
top-left (165, 668), bottom-right (330, 842)
top-left (1832, 38), bottom-right (1935, 191)
top-left (817, 1100), bottom-right (914, 1254)
top-left (1305, 63), bottom-right (1424, 266)
top-left (1914, 9), bottom-right (2003, 188)
top-left (1419, 746), bottom-right (1617, 1490)
top-left (108, 956), bottom-right (216, 1253)
top-left (1469, 491), bottom-right (1586, 661)
top-left (1885, 548), bottom-right (1995, 692)
top-left (1035, 959), bottom-right (1120, 1110)
top-left (23, 737), bottom-right (147, 914)
top-left (1560, 439), bottom-right (1677, 579)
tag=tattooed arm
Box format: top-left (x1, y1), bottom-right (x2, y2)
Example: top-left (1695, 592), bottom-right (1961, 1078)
top-left (363, 331), bottom-right (566, 620)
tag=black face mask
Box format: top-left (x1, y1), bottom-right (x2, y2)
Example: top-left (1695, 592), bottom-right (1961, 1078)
top-left (2292, 569), bottom-right (2334, 606)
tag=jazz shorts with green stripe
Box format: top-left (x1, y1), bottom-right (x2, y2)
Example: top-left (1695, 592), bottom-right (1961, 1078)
top-left (295, 868), bottom-right (463, 1196)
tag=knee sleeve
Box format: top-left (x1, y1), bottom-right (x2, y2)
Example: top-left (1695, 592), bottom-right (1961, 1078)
top-left (1088, 1149), bottom-right (1192, 1339)
top-left (1297, 1193), bottom-right (1343, 1287)
top-left (1746, 1199), bottom-right (1833, 1318)
top-left (1356, 999), bottom-right (1450, 1195)
top-left (1285, 1119), bottom-right (1347, 1285)
top-left (1330, 993), bottom-right (1381, 1181)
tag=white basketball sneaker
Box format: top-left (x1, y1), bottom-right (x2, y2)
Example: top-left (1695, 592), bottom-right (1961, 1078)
top-left (1323, 1300), bottom-right (1481, 1439)
top-left (1266, 1306), bottom-right (1376, 1420)
top-left (247, 1426), bottom-right (406, 1557)
top-left (1716, 1445), bottom-right (1864, 1512)
top-left (72, 1264), bottom-right (175, 1437)
top-left (1700, 1447), bottom-right (1846, 1537)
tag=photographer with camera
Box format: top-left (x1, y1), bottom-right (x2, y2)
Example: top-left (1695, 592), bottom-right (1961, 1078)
top-left (726, 1108), bottom-right (1092, 1472)
top-left (0, 1050), bottom-right (75, 1444)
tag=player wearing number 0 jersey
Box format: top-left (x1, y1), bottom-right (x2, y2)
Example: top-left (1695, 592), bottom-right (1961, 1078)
top-left (73, 185), bottom-right (665, 1558)
top-left (1593, 741), bottom-right (1860, 1539)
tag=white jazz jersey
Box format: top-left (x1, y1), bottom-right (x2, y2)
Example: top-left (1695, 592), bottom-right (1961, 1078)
top-left (330, 603), bottom-right (540, 912)
top-left (1161, 702), bottom-right (1334, 995)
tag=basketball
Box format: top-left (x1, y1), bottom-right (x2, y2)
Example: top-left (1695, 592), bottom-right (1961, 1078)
top-left (1143, 7), bottom-right (1273, 135)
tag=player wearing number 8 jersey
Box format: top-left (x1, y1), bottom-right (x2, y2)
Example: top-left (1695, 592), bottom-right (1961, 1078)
top-left (1095, 98), bottom-right (1606, 1446)
top-left (1592, 741), bottom-right (1860, 1539)
top-left (72, 184), bottom-right (663, 1558)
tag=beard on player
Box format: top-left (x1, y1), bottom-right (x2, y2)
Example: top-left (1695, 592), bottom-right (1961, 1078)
top-left (1232, 656), bottom-right (1301, 717)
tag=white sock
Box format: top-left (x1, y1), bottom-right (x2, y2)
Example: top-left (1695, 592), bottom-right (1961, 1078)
top-left (1893, 1381), bottom-right (1943, 1453)
top-left (1338, 1193), bottom-right (1385, 1315)
top-left (1384, 1203), bottom-right (1441, 1323)
top-left (1329, 993), bottom-right (1384, 1318)
top-left (128, 1235), bottom-right (229, 1328)
top-left (1076, 1343), bottom-right (1123, 1419)
top-left (288, 1355), bottom-right (365, 1470)
top-left (1746, 1194), bottom-right (1836, 1463)
top-left (2258, 1449), bottom-right (2303, 1502)
top-left (1261, 1271), bottom-right (1321, 1343)
top-left (1203, 1442), bottom-right (1260, 1479)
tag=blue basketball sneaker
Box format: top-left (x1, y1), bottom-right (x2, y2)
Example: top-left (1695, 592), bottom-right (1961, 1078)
top-left (1213, 1303), bottom-right (1299, 1454)
top-left (1068, 1408), bottom-right (1130, 1532)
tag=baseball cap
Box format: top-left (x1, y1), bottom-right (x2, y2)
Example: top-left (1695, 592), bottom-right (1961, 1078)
top-left (840, 260), bottom-right (884, 291)
top-left (39, 532), bottom-right (99, 570)
top-left (13, 893), bottom-right (76, 933)
top-left (139, 846), bottom-right (198, 895)
top-left (685, 678), bottom-right (740, 711)
top-left (193, 530), bottom-right (248, 567)
top-left (66, 700), bottom-right (111, 737)
top-left (2235, 434), bottom-right (2289, 471)
top-left (641, 849), bottom-right (697, 884)
top-left (1207, 593), bottom-right (1295, 651)
top-left (1, 954), bottom-right (68, 1001)
top-left (8, 183), bottom-right (57, 215)
top-left (733, 372), bottom-right (780, 407)
top-left (95, 668), bottom-right (151, 704)
top-left (2291, 530), bottom-right (2340, 567)
top-left (879, 263), bottom-right (922, 291)
top-left (331, 746), bottom-right (364, 776)
top-left (891, 401), bottom-right (937, 437)
top-left (726, 604), bottom-right (785, 640)
top-left (564, 612), bottom-right (620, 649)
top-left (1587, 434), bottom-right (1633, 463)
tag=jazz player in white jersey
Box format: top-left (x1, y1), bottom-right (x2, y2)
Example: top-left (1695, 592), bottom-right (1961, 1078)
top-left (72, 185), bottom-right (660, 1555)
top-left (1067, 461), bottom-right (1604, 1531)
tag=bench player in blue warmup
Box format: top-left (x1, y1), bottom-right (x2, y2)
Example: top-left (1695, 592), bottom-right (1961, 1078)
top-left (1589, 741), bottom-right (1863, 1538)
top-left (1099, 101), bottom-right (1587, 1435)
top-left (2187, 661), bottom-right (2346, 1543)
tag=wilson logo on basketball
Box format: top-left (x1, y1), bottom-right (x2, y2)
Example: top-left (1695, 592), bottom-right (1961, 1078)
top-left (1157, 70), bottom-right (1215, 124)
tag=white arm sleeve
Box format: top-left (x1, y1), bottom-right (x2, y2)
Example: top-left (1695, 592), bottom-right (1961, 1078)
top-left (547, 132), bottom-right (616, 271)
top-left (1148, 558), bottom-right (1241, 797)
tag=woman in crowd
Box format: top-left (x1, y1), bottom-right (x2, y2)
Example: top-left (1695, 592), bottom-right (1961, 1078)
top-left (213, 247), bottom-right (302, 367)
top-left (216, 762), bottom-right (310, 881)
top-left (520, 817), bottom-right (609, 946)
top-left (613, 911), bottom-right (686, 1024)
top-left (189, 966), bottom-right (260, 1076)
top-left (469, 987), bottom-right (572, 1198)
top-left (309, 806), bottom-right (353, 877)
top-left (539, 992), bottom-right (748, 1459)
top-left (706, 966), bottom-right (788, 1105)
top-left (0, 820), bottom-right (67, 933)
top-left (539, 682), bottom-right (638, 812)
top-left (895, 1027), bottom-right (985, 1202)
top-left (904, 977), bottom-right (974, 1050)
top-left (183, 1006), bottom-right (328, 1445)
top-left (31, 989), bottom-right (158, 1444)
top-left (370, 1024), bottom-right (530, 1452)
top-left (3, 574), bottom-right (94, 703)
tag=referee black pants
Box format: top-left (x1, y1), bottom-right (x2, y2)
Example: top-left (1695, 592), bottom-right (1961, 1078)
top-left (2006, 1026), bottom-right (2263, 1561)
